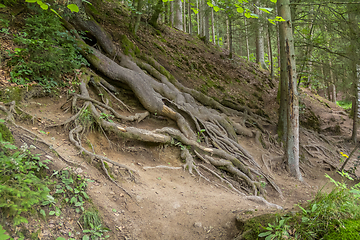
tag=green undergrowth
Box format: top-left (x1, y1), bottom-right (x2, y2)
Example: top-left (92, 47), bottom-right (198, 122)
top-left (238, 171), bottom-right (360, 240)
top-left (0, 121), bottom-right (108, 240)
top-left (5, 7), bottom-right (88, 91)
top-left (336, 100), bottom-right (352, 110)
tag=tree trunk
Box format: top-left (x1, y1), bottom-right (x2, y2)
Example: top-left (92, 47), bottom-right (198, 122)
top-left (149, 0), bottom-right (163, 29)
top-left (255, 0), bottom-right (268, 70)
top-left (183, 0), bottom-right (186, 32)
top-left (267, 22), bottom-right (274, 79)
top-left (197, 0), bottom-right (200, 34)
top-left (229, 16), bottom-right (233, 59)
top-left (244, 14), bottom-right (249, 61)
top-left (226, 17), bottom-right (230, 51)
top-left (277, 0), bottom-right (302, 181)
top-left (173, 0), bottom-right (183, 30)
top-left (349, 3), bottom-right (358, 143)
top-left (188, 0), bottom-right (192, 34)
top-left (133, 0), bottom-right (144, 34)
top-left (204, 2), bottom-right (209, 42)
top-left (211, 2), bottom-right (215, 44)
top-left (170, 1), bottom-right (174, 27)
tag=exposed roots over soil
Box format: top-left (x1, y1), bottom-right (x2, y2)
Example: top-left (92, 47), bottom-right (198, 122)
top-left (0, 4), bottom-right (287, 209)
top-left (57, 6), bottom-right (286, 205)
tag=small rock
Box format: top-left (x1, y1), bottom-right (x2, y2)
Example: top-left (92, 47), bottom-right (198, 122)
top-left (194, 222), bottom-right (202, 228)
top-left (75, 168), bottom-right (83, 174)
top-left (109, 191), bottom-right (115, 195)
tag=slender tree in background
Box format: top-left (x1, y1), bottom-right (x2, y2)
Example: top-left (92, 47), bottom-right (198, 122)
top-left (278, 0), bottom-right (302, 181)
top-left (173, 0), bottom-right (183, 30)
top-left (349, 3), bottom-right (359, 143)
top-left (254, 0), bottom-right (268, 70)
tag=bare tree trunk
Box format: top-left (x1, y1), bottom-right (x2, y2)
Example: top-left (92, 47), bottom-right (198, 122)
top-left (149, 0), bottom-right (163, 29)
top-left (226, 17), bottom-right (230, 51)
top-left (349, 3), bottom-right (358, 143)
top-left (183, 0), bottom-right (186, 32)
top-left (174, 0), bottom-right (183, 30)
top-left (211, 3), bottom-right (215, 44)
top-left (255, 0), bottom-right (268, 70)
top-left (188, 0), bottom-right (192, 34)
top-left (267, 22), bottom-right (274, 79)
top-left (204, 2), bottom-right (209, 42)
top-left (196, 0), bottom-right (200, 34)
top-left (278, 0), bottom-right (302, 181)
top-left (244, 14), bottom-right (249, 61)
top-left (170, 1), bottom-right (174, 27)
top-left (229, 16), bottom-right (233, 59)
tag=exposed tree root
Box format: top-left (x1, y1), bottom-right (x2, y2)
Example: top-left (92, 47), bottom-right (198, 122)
top-left (53, 7), bottom-right (286, 206)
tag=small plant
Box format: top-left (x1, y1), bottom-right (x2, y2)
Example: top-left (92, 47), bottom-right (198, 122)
top-left (196, 129), bottom-right (205, 143)
top-left (7, 9), bottom-right (88, 89)
top-left (0, 225), bottom-right (11, 240)
top-left (53, 170), bottom-right (91, 213)
top-left (81, 210), bottom-right (110, 240)
top-left (259, 216), bottom-right (291, 240)
top-left (99, 113), bottom-right (114, 123)
top-left (0, 133), bottom-right (53, 225)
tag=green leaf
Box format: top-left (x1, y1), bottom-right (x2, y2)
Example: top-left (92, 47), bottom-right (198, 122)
top-left (244, 12), bottom-right (251, 18)
top-left (82, 0), bottom-right (92, 5)
top-left (38, 2), bottom-right (48, 10)
top-left (236, 7), bottom-right (244, 13)
top-left (191, 8), bottom-right (198, 14)
top-left (25, 0), bottom-right (37, 2)
top-left (82, 236), bottom-right (90, 240)
top-left (49, 211), bottom-right (56, 215)
top-left (0, 4), bottom-right (6, 8)
top-left (265, 235), bottom-right (274, 240)
top-left (112, 209), bottom-right (117, 212)
top-left (56, 238), bottom-right (66, 240)
top-left (0, 225), bottom-right (10, 240)
top-left (258, 231), bottom-right (272, 237)
top-left (270, 0), bottom-right (277, 3)
top-left (259, 7), bottom-right (272, 13)
top-left (50, 9), bottom-right (63, 18)
top-left (40, 209), bottom-right (46, 217)
top-left (213, 6), bottom-right (220, 12)
top-left (67, 4), bottom-right (79, 13)
top-left (207, 2), bottom-right (213, 7)
top-left (275, 16), bottom-right (285, 22)
top-left (268, 19), bottom-right (276, 25)
top-left (0, 119), bottom-right (4, 122)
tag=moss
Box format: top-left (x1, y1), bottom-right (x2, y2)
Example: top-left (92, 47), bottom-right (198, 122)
top-left (0, 87), bottom-right (23, 103)
top-left (324, 219), bottom-right (360, 240)
top-left (0, 123), bottom-right (14, 143)
top-left (86, 4), bottom-right (101, 16)
top-left (120, 34), bottom-right (139, 57)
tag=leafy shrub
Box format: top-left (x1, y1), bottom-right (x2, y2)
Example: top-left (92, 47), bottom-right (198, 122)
top-left (0, 132), bottom-right (53, 225)
top-left (7, 9), bottom-right (88, 89)
top-left (257, 172), bottom-right (360, 240)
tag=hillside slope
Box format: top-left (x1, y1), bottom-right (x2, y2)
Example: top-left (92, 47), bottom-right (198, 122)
top-left (0, 1), bottom-right (359, 239)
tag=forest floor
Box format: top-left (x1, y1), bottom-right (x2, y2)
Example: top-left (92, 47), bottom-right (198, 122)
top-left (0, 1), bottom-right (359, 239)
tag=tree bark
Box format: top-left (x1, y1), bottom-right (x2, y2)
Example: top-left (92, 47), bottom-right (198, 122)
top-left (267, 22), bottom-right (274, 79)
top-left (255, 0), bottom-right (268, 70)
top-left (204, 1), bottom-right (209, 42)
top-left (349, 3), bottom-right (358, 144)
top-left (188, 0), bottom-right (192, 34)
top-left (149, 0), bottom-right (163, 29)
top-left (278, 0), bottom-right (302, 181)
top-left (173, 0), bottom-right (183, 30)
top-left (244, 14), bottom-right (250, 61)
top-left (211, 2), bottom-right (215, 44)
